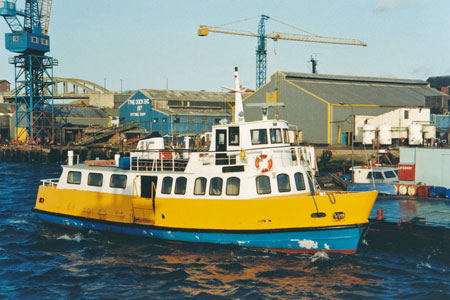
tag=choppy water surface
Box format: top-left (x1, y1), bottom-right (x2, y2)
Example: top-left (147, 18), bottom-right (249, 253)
top-left (0, 162), bottom-right (448, 299)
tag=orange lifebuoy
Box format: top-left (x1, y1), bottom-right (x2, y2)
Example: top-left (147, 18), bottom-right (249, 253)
top-left (255, 154), bottom-right (273, 173)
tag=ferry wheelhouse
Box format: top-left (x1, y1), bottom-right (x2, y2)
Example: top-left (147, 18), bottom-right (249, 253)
top-left (34, 68), bottom-right (377, 254)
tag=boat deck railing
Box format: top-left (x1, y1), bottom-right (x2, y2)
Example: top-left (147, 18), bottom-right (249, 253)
top-left (129, 145), bottom-right (317, 173)
top-left (41, 178), bottom-right (59, 187)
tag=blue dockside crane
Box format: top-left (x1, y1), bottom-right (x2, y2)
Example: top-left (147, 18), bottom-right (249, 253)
top-left (0, 0), bottom-right (56, 144)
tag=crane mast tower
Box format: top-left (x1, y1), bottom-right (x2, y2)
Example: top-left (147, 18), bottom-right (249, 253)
top-left (0, 0), bottom-right (56, 143)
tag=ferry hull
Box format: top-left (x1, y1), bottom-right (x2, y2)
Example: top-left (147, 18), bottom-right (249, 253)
top-left (34, 209), bottom-right (366, 254)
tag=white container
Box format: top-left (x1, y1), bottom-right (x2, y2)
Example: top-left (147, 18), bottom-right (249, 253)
top-left (362, 124), bottom-right (376, 145)
top-left (378, 124), bottom-right (392, 145)
top-left (408, 124), bottom-right (423, 145)
top-left (422, 125), bottom-right (436, 140)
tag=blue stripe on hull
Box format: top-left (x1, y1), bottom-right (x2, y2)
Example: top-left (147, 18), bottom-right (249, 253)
top-left (36, 212), bottom-right (364, 253)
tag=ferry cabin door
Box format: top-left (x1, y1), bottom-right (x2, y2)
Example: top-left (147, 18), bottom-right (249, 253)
top-left (216, 129), bottom-right (228, 165)
top-left (133, 176), bottom-right (158, 224)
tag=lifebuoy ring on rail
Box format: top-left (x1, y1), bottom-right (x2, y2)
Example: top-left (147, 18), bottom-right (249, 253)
top-left (255, 154), bottom-right (273, 173)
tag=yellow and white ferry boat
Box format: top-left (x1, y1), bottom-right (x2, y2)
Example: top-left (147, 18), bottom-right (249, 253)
top-left (34, 68), bottom-right (377, 254)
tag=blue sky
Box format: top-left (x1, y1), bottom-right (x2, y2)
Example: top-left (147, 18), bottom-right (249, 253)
top-left (0, 0), bottom-right (449, 93)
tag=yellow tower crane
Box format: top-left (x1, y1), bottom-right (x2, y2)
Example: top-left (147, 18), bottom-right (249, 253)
top-left (39, 0), bottom-right (53, 35)
top-left (198, 15), bottom-right (367, 89)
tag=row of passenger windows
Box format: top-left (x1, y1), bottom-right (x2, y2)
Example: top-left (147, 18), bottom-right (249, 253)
top-left (67, 171), bottom-right (306, 195)
top-left (67, 171), bottom-right (127, 189)
top-left (161, 176), bottom-right (240, 196)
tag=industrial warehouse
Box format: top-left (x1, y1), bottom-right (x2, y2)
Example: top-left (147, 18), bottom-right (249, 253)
top-left (244, 71), bottom-right (448, 145)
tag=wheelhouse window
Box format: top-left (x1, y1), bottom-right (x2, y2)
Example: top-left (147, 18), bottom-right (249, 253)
top-left (110, 174), bottom-right (127, 189)
top-left (283, 129), bottom-right (290, 144)
top-left (161, 176), bottom-right (173, 194)
top-left (384, 171), bottom-right (396, 178)
top-left (226, 177), bottom-right (240, 196)
top-left (67, 171), bottom-right (81, 185)
top-left (88, 173), bottom-right (103, 187)
top-left (277, 174), bottom-right (291, 192)
top-left (229, 127), bottom-right (240, 146)
top-left (174, 177), bottom-right (187, 195)
top-left (294, 172), bottom-right (305, 191)
top-left (209, 177), bottom-right (223, 196)
top-left (270, 128), bottom-right (283, 144)
top-left (256, 175), bottom-right (271, 194)
top-left (194, 177), bottom-right (207, 195)
top-left (367, 172), bottom-right (384, 180)
top-left (251, 129), bottom-right (268, 145)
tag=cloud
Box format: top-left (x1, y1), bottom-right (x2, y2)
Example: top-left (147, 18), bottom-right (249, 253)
top-left (373, 0), bottom-right (418, 12)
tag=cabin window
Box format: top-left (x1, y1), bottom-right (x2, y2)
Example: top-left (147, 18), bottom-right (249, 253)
top-left (226, 177), bottom-right (240, 196)
top-left (384, 171), bottom-right (396, 178)
top-left (277, 174), bottom-right (291, 192)
top-left (31, 36), bottom-right (39, 43)
top-left (161, 176), bottom-right (173, 194)
top-left (88, 173), bottom-right (103, 187)
top-left (251, 129), bottom-right (268, 145)
top-left (194, 177), bottom-right (207, 195)
top-left (110, 174), bottom-right (127, 189)
top-left (367, 172), bottom-right (384, 180)
top-left (294, 172), bottom-right (305, 191)
top-left (174, 177), bottom-right (187, 195)
top-left (67, 171), bottom-right (81, 185)
top-left (283, 129), bottom-right (290, 143)
top-left (209, 177), bottom-right (223, 196)
top-left (270, 128), bottom-right (283, 144)
top-left (256, 175), bottom-right (271, 194)
top-left (229, 127), bottom-right (239, 146)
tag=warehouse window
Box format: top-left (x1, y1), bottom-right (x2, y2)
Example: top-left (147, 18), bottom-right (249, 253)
top-left (188, 117), bottom-right (194, 123)
top-left (404, 110), bottom-right (409, 119)
top-left (162, 118), bottom-right (167, 123)
top-left (110, 174), bottom-right (127, 189)
top-left (67, 171), bottom-right (81, 185)
top-left (174, 117), bottom-right (180, 123)
top-left (88, 173), bottom-right (103, 187)
top-left (215, 118), bottom-right (221, 124)
top-left (161, 176), bottom-right (173, 194)
top-left (202, 117), bottom-right (208, 123)
top-left (153, 118), bottom-right (158, 123)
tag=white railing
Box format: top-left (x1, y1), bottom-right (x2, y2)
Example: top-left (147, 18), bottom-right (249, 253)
top-left (41, 178), bottom-right (59, 187)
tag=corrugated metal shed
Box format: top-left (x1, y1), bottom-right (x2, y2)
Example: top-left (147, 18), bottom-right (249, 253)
top-left (140, 89), bottom-right (236, 102)
top-left (283, 72), bottom-right (444, 106)
top-left (153, 107), bottom-right (230, 117)
top-left (54, 106), bottom-right (110, 127)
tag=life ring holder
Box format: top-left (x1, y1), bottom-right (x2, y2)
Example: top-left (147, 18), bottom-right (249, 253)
top-left (255, 154), bottom-right (273, 173)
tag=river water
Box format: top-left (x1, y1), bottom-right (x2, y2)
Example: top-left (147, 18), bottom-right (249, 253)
top-left (0, 162), bottom-right (448, 299)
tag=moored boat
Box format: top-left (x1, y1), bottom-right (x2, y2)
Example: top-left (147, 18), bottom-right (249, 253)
top-left (347, 165), bottom-right (398, 195)
top-left (33, 68), bottom-right (377, 254)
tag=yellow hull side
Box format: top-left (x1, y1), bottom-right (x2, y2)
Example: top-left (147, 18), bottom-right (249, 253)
top-left (35, 186), bottom-right (377, 230)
